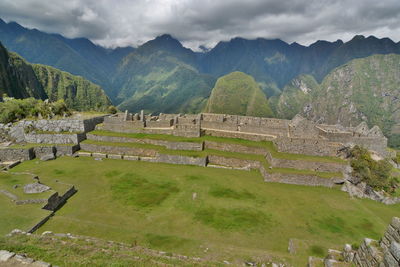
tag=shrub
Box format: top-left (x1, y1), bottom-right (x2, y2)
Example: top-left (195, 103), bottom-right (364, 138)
top-left (107, 105), bottom-right (118, 114)
top-left (0, 98), bottom-right (71, 123)
top-left (349, 146), bottom-right (396, 191)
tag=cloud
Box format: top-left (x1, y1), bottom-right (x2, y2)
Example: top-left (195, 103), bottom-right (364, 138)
top-left (0, 0), bottom-right (399, 50)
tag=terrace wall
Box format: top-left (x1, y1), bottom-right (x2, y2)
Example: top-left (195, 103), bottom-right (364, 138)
top-left (207, 155), bottom-right (261, 169)
top-left (259, 166), bottom-right (342, 187)
top-left (79, 143), bottom-right (158, 157)
top-left (265, 151), bottom-right (346, 172)
top-left (0, 148), bottom-right (34, 161)
top-left (274, 137), bottom-right (343, 157)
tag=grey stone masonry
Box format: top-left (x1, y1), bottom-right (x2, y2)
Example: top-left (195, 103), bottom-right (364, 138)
top-left (102, 112), bottom-right (389, 157)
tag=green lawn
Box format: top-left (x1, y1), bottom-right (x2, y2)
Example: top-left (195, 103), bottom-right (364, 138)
top-left (5, 157), bottom-right (399, 265)
top-left (0, 193), bottom-right (51, 236)
top-left (90, 130), bottom-right (347, 164)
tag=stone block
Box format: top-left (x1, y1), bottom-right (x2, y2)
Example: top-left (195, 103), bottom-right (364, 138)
top-left (92, 153), bottom-right (107, 158)
top-left (391, 217), bottom-right (400, 229)
top-left (78, 152), bottom-right (92, 157)
top-left (390, 242), bottom-right (400, 261)
top-left (123, 155), bottom-right (139, 161)
top-left (108, 154), bottom-right (122, 159)
top-left (383, 251), bottom-right (398, 266)
top-left (0, 250), bottom-right (15, 262)
top-left (140, 156), bottom-right (157, 162)
top-left (40, 154), bottom-right (56, 161)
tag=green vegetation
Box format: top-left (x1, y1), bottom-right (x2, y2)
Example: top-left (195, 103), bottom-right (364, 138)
top-left (0, 97), bottom-right (70, 123)
top-left (0, 233), bottom-right (217, 267)
top-left (204, 71), bottom-right (273, 117)
top-left (294, 54), bottom-right (400, 147)
top-left (111, 173), bottom-right (179, 207)
top-left (2, 157), bottom-right (398, 265)
top-left (350, 146), bottom-right (399, 192)
top-left (0, 41), bottom-right (112, 112)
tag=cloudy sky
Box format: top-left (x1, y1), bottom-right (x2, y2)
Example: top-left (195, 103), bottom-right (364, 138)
top-left (0, 0), bottom-right (399, 50)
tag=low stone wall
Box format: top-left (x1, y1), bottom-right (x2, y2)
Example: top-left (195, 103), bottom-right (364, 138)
top-left (0, 148), bottom-right (34, 161)
top-left (203, 129), bottom-right (275, 142)
top-left (80, 143), bottom-right (158, 157)
top-left (274, 137), bottom-right (343, 157)
top-left (42, 186), bottom-right (77, 211)
top-left (24, 132), bottom-right (86, 144)
top-left (156, 154), bottom-right (207, 166)
top-left (86, 134), bottom-right (203, 151)
top-left (207, 155), bottom-right (261, 169)
top-left (204, 141), bottom-right (266, 155)
top-left (259, 166), bottom-right (342, 187)
top-left (55, 144), bottom-right (80, 156)
top-left (33, 146), bottom-right (56, 159)
top-left (15, 116), bottom-right (105, 133)
top-left (27, 212), bottom-right (54, 233)
top-left (265, 151), bottom-right (347, 172)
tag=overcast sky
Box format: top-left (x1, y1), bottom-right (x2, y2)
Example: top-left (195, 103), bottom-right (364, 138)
top-left (0, 0), bottom-right (399, 51)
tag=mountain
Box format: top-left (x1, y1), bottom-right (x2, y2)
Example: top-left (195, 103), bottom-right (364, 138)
top-left (274, 54), bottom-right (400, 147)
top-left (204, 71), bottom-right (273, 117)
top-left (2, 18), bottom-right (400, 115)
top-left (0, 18), bottom-right (134, 98)
top-left (114, 34), bottom-right (216, 114)
top-left (269, 74), bottom-right (319, 119)
top-left (0, 42), bottom-right (111, 110)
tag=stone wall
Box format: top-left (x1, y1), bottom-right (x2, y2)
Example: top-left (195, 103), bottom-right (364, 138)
top-left (156, 154), bottom-right (207, 167)
top-left (80, 143), bottom-right (158, 157)
top-left (204, 141), bottom-right (266, 155)
top-left (55, 145), bottom-right (80, 156)
top-left (42, 186), bottom-right (77, 211)
top-left (86, 133), bottom-right (203, 151)
top-left (33, 146), bottom-right (56, 159)
top-left (265, 151), bottom-right (347, 172)
top-left (259, 166), bottom-right (342, 187)
top-left (14, 116), bottom-right (104, 133)
top-left (0, 148), bottom-right (34, 161)
top-left (274, 137), bottom-right (343, 157)
top-left (203, 129), bottom-right (275, 141)
top-left (352, 217), bottom-right (400, 267)
top-left (207, 155), bottom-right (261, 169)
top-left (23, 132), bottom-right (85, 144)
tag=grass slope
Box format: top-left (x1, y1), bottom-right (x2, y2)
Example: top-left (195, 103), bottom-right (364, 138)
top-left (4, 157), bottom-right (399, 265)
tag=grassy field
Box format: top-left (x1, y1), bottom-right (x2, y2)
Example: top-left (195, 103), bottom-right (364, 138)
top-left (0, 193), bottom-right (51, 236)
top-left (3, 157), bottom-right (399, 265)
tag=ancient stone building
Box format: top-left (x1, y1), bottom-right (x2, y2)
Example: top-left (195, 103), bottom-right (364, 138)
top-left (101, 111), bottom-right (389, 157)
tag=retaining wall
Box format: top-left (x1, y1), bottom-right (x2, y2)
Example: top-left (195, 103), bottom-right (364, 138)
top-left (203, 129), bottom-right (275, 142)
top-left (80, 143), bottom-right (158, 157)
top-left (265, 151), bottom-right (347, 172)
top-left (259, 166), bottom-right (342, 187)
top-left (24, 132), bottom-right (86, 144)
top-left (204, 141), bottom-right (266, 155)
top-left (86, 134), bottom-right (203, 151)
top-left (0, 148), bottom-right (34, 161)
top-left (274, 137), bottom-right (343, 157)
top-left (156, 154), bottom-right (207, 166)
top-left (207, 155), bottom-right (261, 169)
top-left (33, 146), bottom-right (56, 159)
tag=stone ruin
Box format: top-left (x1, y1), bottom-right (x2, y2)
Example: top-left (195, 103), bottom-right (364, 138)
top-left (100, 111), bottom-right (390, 158)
